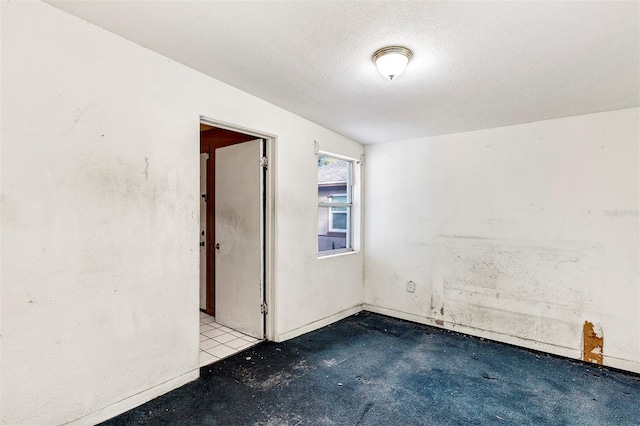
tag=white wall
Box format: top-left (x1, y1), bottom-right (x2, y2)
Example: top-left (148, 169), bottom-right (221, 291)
top-left (364, 108), bottom-right (640, 373)
top-left (0, 2), bottom-right (363, 424)
top-left (4, 2), bottom-right (636, 424)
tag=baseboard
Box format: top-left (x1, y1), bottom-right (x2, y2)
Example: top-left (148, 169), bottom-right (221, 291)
top-left (64, 369), bottom-right (200, 426)
top-left (363, 304), bottom-right (640, 375)
top-left (602, 354), bottom-right (640, 375)
top-left (276, 304), bottom-right (364, 342)
top-left (364, 304), bottom-right (582, 358)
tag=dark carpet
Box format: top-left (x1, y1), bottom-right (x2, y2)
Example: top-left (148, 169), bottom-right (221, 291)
top-left (101, 312), bottom-right (640, 425)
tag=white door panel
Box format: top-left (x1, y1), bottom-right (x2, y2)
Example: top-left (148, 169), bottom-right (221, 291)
top-left (215, 139), bottom-right (263, 338)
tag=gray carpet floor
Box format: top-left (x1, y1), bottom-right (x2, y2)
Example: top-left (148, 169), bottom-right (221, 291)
top-left (102, 311), bottom-right (640, 425)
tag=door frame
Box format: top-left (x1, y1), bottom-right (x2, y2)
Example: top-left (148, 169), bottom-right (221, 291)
top-left (200, 116), bottom-right (276, 341)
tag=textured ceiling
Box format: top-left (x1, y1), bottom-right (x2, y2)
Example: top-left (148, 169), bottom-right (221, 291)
top-left (47, 1), bottom-right (639, 144)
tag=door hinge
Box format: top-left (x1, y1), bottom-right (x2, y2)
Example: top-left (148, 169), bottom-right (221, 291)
top-left (260, 156), bottom-right (268, 170)
top-left (261, 303), bottom-right (268, 314)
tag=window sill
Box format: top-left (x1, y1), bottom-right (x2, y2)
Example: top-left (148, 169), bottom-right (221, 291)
top-left (318, 249), bottom-right (359, 260)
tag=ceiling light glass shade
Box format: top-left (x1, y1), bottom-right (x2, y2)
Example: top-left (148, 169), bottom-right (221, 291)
top-left (373, 46), bottom-right (412, 80)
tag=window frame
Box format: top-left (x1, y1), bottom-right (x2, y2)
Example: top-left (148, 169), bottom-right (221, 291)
top-left (317, 154), bottom-right (353, 256)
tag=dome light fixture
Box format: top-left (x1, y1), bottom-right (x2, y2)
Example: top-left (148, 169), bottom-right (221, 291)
top-left (372, 46), bottom-right (413, 80)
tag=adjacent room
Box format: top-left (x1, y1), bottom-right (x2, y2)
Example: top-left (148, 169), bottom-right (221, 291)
top-left (1, 1), bottom-right (638, 425)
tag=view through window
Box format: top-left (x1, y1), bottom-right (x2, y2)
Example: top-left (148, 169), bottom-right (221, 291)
top-left (318, 154), bottom-right (352, 254)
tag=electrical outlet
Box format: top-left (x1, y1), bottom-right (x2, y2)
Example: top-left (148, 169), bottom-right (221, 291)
top-left (406, 280), bottom-right (416, 293)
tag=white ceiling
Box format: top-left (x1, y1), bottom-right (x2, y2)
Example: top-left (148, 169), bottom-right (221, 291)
top-left (48, 1), bottom-right (639, 144)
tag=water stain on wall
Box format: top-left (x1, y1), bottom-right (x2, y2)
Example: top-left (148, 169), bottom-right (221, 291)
top-left (583, 321), bottom-right (603, 364)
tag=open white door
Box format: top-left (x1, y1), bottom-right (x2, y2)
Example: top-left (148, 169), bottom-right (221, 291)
top-left (215, 139), bottom-right (263, 339)
top-left (199, 153), bottom-right (208, 311)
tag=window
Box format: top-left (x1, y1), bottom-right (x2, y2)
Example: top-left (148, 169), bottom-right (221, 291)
top-left (328, 194), bottom-right (348, 232)
top-left (318, 154), bottom-right (352, 254)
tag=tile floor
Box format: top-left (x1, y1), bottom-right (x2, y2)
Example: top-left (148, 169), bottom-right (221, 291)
top-left (199, 311), bottom-right (261, 367)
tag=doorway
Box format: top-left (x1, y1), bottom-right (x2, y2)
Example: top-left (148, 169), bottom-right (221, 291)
top-left (199, 122), bottom-right (271, 344)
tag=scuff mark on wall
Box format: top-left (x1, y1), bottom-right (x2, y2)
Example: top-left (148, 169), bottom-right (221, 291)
top-left (0, 193), bottom-right (17, 224)
top-left (72, 106), bottom-right (89, 125)
top-left (426, 238), bottom-right (608, 352)
top-left (583, 321), bottom-right (603, 364)
top-left (143, 157), bottom-right (149, 180)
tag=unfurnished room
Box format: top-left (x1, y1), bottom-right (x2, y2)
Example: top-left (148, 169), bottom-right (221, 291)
top-left (1, 1), bottom-right (639, 425)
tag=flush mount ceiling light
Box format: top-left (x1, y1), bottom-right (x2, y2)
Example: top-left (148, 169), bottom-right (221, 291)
top-left (372, 46), bottom-right (413, 80)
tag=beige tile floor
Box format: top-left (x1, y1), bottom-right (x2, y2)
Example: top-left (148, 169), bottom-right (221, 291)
top-left (199, 311), bottom-right (261, 367)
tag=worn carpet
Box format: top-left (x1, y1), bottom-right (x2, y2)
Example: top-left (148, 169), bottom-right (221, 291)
top-left (102, 312), bottom-right (640, 425)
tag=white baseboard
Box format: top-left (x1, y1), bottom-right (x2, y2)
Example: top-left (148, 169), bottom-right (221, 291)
top-left (363, 304), bottom-right (582, 360)
top-left (276, 304), bottom-right (364, 342)
top-left (603, 354), bottom-right (640, 375)
top-left (65, 369), bottom-right (200, 426)
top-left (364, 304), bottom-right (640, 374)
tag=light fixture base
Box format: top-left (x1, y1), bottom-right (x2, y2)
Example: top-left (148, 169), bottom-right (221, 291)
top-left (372, 46), bottom-right (413, 63)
